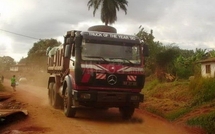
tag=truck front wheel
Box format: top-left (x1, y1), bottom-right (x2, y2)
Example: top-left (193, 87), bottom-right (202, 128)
top-left (64, 87), bottom-right (76, 117)
top-left (119, 106), bottom-right (135, 120)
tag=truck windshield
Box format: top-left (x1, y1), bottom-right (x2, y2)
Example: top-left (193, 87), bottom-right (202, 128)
top-left (81, 42), bottom-right (141, 64)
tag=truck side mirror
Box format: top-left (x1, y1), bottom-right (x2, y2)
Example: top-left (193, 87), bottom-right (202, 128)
top-left (64, 45), bottom-right (71, 58)
top-left (143, 43), bottom-right (149, 57)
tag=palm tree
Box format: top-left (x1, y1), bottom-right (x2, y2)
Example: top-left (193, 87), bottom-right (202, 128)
top-left (87, 0), bottom-right (128, 26)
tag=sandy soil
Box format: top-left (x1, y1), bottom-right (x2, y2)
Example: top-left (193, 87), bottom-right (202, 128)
top-left (0, 80), bottom-right (205, 134)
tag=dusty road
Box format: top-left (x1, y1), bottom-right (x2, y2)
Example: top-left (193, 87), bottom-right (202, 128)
top-left (0, 80), bottom-right (203, 134)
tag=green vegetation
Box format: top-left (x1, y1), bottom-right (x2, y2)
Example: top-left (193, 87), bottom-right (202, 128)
top-left (136, 26), bottom-right (215, 81)
top-left (190, 77), bottom-right (215, 106)
top-left (187, 111), bottom-right (215, 134)
top-left (0, 56), bottom-right (16, 71)
top-left (136, 25), bottom-right (215, 134)
top-left (143, 77), bottom-right (215, 133)
top-left (166, 108), bottom-right (191, 121)
top-left (145, 106), bottom-right (165, 118)
top-left (87, 0), bottom-right (128, 25)
top-left (27, 39), bottom-right (61, 70)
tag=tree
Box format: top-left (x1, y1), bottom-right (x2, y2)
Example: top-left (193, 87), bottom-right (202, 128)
top-left (18, 57), bottom-right (27, 64)
top-left (87, 0), bottom-right (128, 25)
top-left (136, 26), bottom-right (164, 76)
top-left (207, 49), bottom-right (215, 57)
top-left (27, 39), bottom-right (61, 69)
top-left (174, 48), bottom-right (208, 78)
top-left (136, 26), bottom-right (193, 80)
top-left (0, 56), bottom-right (16, 71)
top-left (155, 46), bottom-right (180, 81)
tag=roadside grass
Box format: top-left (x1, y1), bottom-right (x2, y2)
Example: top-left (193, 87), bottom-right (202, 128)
top-left (188, 77), bottom-right (215, 133)
top-left (187, 111), bottom-right (215, 134)
top-left (145, 106), bottom-right (165, 118)
top-left (165, 107), bottom-right (192, 121)
top-left (143, 78), bottom-right (192, 120)
top-left (190, 77), bottom-right (215, 106)
top-left (143, 76), bottom-right (215, 133)
top-left (144, 78), bottom-right (160, 91)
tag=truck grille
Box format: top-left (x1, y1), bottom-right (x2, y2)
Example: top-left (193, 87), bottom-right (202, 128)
top-left (90, 73), bottom-right (144, 89)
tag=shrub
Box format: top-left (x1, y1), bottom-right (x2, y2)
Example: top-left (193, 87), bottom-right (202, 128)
top-left (190, 77), bottom-right (215, 106)
top-left (166, 107), bottom-right (191, 121)
top-left (144, 78), bottom-right (159, 91)
top-left (187, 111), bottom-right (215, 134)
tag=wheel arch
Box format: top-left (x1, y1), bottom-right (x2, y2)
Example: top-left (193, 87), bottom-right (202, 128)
top-left (62, 74), bottom-right (74, 96)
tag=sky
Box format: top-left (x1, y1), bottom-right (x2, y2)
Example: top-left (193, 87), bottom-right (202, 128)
top-left (0, 0), bottom-right (215, 62)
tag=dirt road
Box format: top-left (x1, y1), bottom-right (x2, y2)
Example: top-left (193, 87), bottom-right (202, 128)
top-left (0, 80), bottom-right (203, 134)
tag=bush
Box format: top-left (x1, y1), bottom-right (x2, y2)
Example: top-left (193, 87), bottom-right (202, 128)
top-left (166, 108), bottom-right (191, 121)
top-left (190, 77), bottom-right (215, 106)
top-left (187, 111), bottom-right (215, 134)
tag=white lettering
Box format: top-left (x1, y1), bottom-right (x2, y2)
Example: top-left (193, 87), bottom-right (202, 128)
top-left (129, 36), bottom-right (136, 40)
top-left (103, 33), bottom-right (109, 37)
top-left (118, 35), bottom-right (129, 39)
top-left (89, 32), bottom-right (103, 37)
top-left (88, 32), bottom-right (137, 40)
top-left (110, 33), bottom-right (118, 38)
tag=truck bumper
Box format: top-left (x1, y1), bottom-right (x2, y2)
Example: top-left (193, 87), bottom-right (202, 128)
top-left (73, 91), bottom-right (144, 108)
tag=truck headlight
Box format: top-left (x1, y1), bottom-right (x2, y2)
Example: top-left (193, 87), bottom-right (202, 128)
top-left (130, 95), bottom-right (139, 101)
top-left (80, 93), bottom-right (91, 99)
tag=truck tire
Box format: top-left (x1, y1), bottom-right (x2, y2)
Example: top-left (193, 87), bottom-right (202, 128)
top-left (119, 106), bottom-right (135, 120)
top-left (52, 83), bottom-right (63, 109)
top-left (64, 86), bottom-right (76, 117)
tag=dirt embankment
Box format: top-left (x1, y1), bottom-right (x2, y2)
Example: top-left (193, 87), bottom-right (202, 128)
top-left (142, 78), bottom-right (213, 134)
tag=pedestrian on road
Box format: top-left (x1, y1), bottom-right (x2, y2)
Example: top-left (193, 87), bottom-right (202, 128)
top-left (11, 75), bottom-right (16, 91)
top-left (1, 75), bottom-right (4, 83)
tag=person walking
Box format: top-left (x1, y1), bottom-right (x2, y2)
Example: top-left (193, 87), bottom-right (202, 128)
top-left (1, 75), bottom-right (4, 83)
top-left (11, 75), bottom-right (16, 91)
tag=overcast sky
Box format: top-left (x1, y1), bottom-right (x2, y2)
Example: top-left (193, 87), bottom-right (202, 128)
top-left (0, 0), bottom-right (215, 61)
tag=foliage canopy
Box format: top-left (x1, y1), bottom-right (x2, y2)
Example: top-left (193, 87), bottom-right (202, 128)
top-left (88, 0), bottom-right (128, 25)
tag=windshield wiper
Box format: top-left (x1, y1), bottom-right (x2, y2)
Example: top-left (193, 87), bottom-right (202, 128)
top-left (83, 56), bottom-right (109, 62)
top-left (108, 57), bottom-right (134, 64)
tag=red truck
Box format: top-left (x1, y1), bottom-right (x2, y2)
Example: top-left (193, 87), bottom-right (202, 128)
top-left (47, 25), bottom-right (148, 119)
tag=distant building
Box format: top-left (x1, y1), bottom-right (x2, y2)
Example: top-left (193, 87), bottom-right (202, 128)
top-left (10, 64), bottom-right (26, 72)
top-left (10, 66), bottom-right (19, 72)
top-left (199, 57), bottom-right (215, 78)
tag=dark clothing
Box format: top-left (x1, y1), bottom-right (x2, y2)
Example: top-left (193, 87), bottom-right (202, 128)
top-left (1, 76), bottom-right (4, 83)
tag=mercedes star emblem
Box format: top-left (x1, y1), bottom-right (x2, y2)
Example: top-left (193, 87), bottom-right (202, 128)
top-left (107, 75), bottom-right (117, 85)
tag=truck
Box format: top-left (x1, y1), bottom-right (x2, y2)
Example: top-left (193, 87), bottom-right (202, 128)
top-left (46, 25), bottom-right (148, 119)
